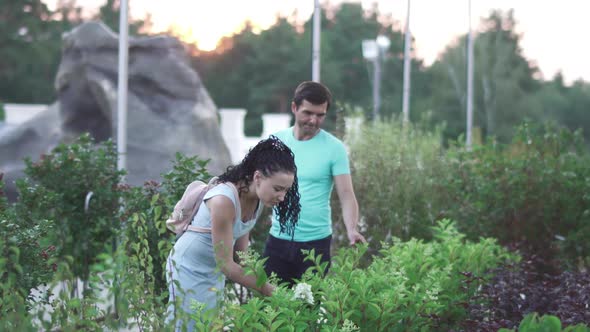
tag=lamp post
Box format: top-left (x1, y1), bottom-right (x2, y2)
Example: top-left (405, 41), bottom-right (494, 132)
top-left (117, 0), bottom-right (129, 178)
top-left (312, 0), bottom-right (321, 82)
top-left (466, 0), bottom-right (474, 150)
top-left (362, 35), bottom-right (390, 122)
top-left (401, 0), bottom-right (411, 124)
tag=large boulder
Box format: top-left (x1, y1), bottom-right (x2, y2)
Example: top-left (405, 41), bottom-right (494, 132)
top-left (0, 104), bottom-right (62, 201)
top-left (0, 21), bottom-right (231, 201)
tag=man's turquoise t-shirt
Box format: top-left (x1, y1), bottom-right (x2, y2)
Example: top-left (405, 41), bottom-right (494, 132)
top-left (270, 128), bottom-right (350, 242)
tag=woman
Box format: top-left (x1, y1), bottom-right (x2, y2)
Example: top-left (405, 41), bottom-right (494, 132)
top-left (165, 136), bottom-right (300, 330)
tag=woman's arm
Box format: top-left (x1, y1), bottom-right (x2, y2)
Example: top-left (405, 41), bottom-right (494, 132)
top-left (208, 196), bottom-right (274, 296)
top-left (234, 233), bottom-right (249, 256)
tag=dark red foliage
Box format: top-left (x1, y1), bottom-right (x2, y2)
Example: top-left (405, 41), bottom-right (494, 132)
top-left (457, 250), bottom-right (590, 331)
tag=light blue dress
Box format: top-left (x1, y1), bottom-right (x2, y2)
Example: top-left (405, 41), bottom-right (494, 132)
top-left (165, 183), bottom-right (261, 331)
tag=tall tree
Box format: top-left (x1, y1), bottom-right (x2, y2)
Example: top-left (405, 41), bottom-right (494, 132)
top-left (534, 74), bottom-right (590, 144)
top-left (195, 17), bottom-right (307, 135)
top-left (0, 0), bottom-right (57, 102)
top-left (321, 3), bottom-right (410, 120)
top-left (194, 2), bottom-right (414, 135)
top-left (428, 10), bottom-right (541, 143)
top-left (0, 0), bottom-right (85, 103)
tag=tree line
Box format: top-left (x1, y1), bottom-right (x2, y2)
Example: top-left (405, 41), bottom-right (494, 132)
top-left (2, 0), bottom-right (589, 144)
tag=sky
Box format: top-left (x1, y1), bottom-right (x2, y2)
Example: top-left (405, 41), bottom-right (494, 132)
top-left (45, 0), bottom-right (590, 84)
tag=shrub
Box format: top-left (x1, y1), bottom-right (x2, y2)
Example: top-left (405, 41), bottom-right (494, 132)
top-left (0, 215), bottom-right (513, 331)
top-left (193, 220), bottom-right (514, 331)
top-left (1, 144), bottom-right (218, 330)
top-left (13, 134), bottom-right (124, 284)
top-left (441, 122), bottom-right (590, 265)
top-left (0, 217), bottom-right (37, 331)
top-left (120, 152), bottom-right (212, 297)
top-left (344, 118), bottom-right (450, 247)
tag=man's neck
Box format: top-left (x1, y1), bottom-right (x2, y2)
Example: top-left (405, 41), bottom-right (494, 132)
top-left (293, 126), bottom-right (320, 141)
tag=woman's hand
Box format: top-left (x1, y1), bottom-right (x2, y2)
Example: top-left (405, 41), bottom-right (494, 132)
top-left (261, 282), bottom-right (275, 297)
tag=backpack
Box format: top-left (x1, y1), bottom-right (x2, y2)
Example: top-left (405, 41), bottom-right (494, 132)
top-left (166, 177), bottom-right (218, 235)
top-left (165, 177), bottom-right (241, 236)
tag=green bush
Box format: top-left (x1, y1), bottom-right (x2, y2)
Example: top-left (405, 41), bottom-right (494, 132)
top-left (111, 207), bottom-right (172, 331)
top-left (0, 173), bottom-right (37, 331)
top-left (441, 122), bottom-right (590, 265)
top-left (6, 123), bottom-right (587, 330)
top-left (13, 134), bottom-right (124, 284)
top-left (0, 205), bottom-right (513, 330)
top-left (191, 220), bottom-right (514, 331)
top-left (344, 118), bottom-right (450, 246)
top-left (1, 141), bottom-right (215, 329)
top-left (120, 152), bottom-right (212, 297)
top-left (17, 218), bottom-right (510, 331)
top-left (0, 219), bottom-right (37, 331)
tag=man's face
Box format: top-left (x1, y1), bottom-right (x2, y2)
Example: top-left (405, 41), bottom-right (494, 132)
top-left (291, 99), bottom-right (328, 138)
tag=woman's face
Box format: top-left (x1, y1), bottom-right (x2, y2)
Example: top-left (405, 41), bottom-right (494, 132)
top-left (254, 170), bottom-right (295, 207)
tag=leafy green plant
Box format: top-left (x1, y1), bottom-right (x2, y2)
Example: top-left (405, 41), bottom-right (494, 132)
top-left (2, 176), bottom-right (57, 296)
top-left (14, 134), bottom-right (124, 284)
top-left (344, 117), bottom-right (450, 246)
top-left (19, 200), bottom-right (181, 331)
top-left (110, 207), bottom-right (171, 331)
top-left (499, 313), bottom-right (590, 332)
top-left (120, 152), bottom-right (213, 298)
top-left (1, 144), bottom-right (217, 330)
top-left (161, 152), bottom-right (212, 202)
top-left (0, 225), bottom-right (37, 331)
top-left (441, 122), bottom-right (590, 265)
top-left (196, 219), bottom-right (514, 331)
top-left (1, 213), bottom-right (513, 331)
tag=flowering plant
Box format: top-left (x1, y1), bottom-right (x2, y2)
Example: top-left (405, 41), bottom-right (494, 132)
top-left (292, 282), bottom-right (314, 305)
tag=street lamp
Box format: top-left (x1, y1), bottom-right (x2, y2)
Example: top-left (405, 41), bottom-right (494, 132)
top-left (362, 35), bottom-right (390, 122)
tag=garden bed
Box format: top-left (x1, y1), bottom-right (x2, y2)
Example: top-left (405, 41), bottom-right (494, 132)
top-left (459, 248), bottom-right (590, 331)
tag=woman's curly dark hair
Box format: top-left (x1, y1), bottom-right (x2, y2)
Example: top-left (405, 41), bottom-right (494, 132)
top-left (217, 136), bottom-right (301, 237)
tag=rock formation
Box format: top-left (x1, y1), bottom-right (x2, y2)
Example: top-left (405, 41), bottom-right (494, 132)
top-left (0, 21), bottom-right (231, 201)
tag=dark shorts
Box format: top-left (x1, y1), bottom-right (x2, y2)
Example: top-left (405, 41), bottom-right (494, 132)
top-left (263, 234), bottom-right (332, 286)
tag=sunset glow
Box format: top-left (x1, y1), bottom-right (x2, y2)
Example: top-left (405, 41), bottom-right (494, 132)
top-left (42, 0), bottom-right (590, 82)
top-left (167, 21), bottom-right (268, 52)
top-left (135, 1), bottom-right (296, 52)
top-left (167, 24), bottom-right (222, 51)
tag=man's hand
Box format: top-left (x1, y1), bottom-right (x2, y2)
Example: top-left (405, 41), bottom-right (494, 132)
top-left (347, 229), bottom-right (367, 245)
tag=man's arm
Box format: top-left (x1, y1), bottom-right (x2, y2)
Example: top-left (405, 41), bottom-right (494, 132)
top-left (333, 174), bottom-right (366, 245)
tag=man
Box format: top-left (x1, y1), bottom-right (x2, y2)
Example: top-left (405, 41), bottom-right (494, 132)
top-left (263, 81), bottom-right (366, 286)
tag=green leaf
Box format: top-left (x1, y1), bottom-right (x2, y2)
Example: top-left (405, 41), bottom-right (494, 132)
top-left (539, 315), bottom-right (562, 331)
top-left (271, 319), bottom-right (286, 331)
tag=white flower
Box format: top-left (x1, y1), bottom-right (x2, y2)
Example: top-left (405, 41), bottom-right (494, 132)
top-left (317, 305), bottom-right (328, 324)
top-left (341, 319), bottom-right (360, 332)
top-left (264, 306), bottom-right (277, 316)
top-left (426, 288), bottom-right (439, 302)
top-left (237, 249), bottom-right (259, 267)
top-left (292, 282), bottom-right (314, 305)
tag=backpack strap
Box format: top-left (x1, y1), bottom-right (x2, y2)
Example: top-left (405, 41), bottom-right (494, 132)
top-left (185, 181), bottom-right (241, 234)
